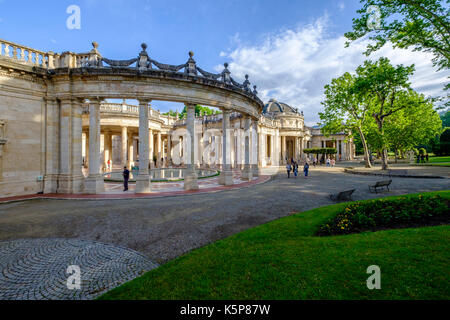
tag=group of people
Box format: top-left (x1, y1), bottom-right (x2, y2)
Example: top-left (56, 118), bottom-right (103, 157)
top-left (285, 158), bottom-right (309, 178)
top-left (416, 153), bottom-right (429, 163)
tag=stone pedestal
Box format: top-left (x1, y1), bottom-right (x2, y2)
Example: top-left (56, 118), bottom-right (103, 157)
top-left (84, 174), bottom-right (105, 194)
top-left (241, 164), bottom-right (253, 181)
top-left (184, 168), bottom-right (199, 190)
top-left (135, 174), bottom-right (151, 193)
top-left (219, 169), bottom-right (233, 185)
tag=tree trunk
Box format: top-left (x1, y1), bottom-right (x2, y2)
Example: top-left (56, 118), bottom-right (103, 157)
top-left (374, 116), bottom-right (389, 170)
top-left (381, 148), bottom-right (389, 170)
top-left (394, 149), bottom-right (398, 164)
top-left (356, 126), bottom-right (372, 168)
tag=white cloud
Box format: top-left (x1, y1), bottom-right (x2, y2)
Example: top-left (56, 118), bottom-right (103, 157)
top-left (218, 16), bottom-right (448, 126)
top-left (338, 2), bottom-right (345, 11)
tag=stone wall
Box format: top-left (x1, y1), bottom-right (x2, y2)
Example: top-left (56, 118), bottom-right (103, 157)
top-left (0, 72), bottom-right (46, 197)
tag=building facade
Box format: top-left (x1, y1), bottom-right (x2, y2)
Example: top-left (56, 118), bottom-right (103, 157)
top-left (0, 39), bottom-right (354, 197)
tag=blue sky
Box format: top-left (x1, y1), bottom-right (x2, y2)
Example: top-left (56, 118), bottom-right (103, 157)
top-left (1, 0), bottom-right (447, 125)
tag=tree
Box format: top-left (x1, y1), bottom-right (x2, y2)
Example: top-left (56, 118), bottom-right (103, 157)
top-left (383, 91), bottom-right (442, 161)
top-left (354, 57), bottom-right (415, 170)
top-left (320, 72), bottom-right (373, 167)
top-left (179, 105), bottom-right (221, 118)
top-left (440, 109), bottom-right (450, 127)
top-left (345, 0), bottom-right (450, 72)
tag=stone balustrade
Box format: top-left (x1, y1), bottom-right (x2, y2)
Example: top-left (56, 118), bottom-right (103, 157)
top-left (0, 39), bottom-right (49, 68)
top-left (0, 38), bottom-right (262, 105)
top-left (82, 102), bottom-right (178, 126)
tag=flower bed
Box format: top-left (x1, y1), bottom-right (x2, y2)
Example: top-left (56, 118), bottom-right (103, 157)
top-left (317, 194), bottom-right (449, 236)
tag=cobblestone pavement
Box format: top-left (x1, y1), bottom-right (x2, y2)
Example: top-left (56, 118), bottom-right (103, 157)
top-left (0, 166), bottom-right (448, 300)
top-left (0, 239), bottom-right (158, 300)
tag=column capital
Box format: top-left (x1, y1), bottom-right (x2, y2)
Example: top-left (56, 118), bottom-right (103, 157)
top-left (138, 98), bottom-right (152, 105)
top-left (89, 97), bottom-right (104, 104)
top-left (184, 103), bottom-right (196, 109)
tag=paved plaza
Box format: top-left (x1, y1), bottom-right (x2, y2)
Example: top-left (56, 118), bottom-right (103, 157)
top-left (0, 164), bottom-right (448, 299)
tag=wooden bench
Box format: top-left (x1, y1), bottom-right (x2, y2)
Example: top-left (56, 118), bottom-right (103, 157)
top-left (329, 189), bottom-right (355, 201)
top-left (369, 180), bottom-right (392, 193)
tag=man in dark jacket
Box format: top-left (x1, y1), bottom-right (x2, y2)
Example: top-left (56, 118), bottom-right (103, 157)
top-left (123, 166), bottom-right (130, 191)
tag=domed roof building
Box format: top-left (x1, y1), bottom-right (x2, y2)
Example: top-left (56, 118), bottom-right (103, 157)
top-left (263, 99), bottom-right (300, 114)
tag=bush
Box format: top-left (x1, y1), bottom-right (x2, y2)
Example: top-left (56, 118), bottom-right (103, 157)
top-left (317, 195), bottom-right (449, 236)
top-left (419, 148), bottom-right (427, 155)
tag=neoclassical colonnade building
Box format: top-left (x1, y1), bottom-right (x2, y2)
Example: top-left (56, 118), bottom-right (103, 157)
top-left (0, 39), bottom-right (354, 197)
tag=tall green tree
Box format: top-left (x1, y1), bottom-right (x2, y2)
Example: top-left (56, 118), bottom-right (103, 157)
top-left (354, 57), bottom-right (415, 169)
top-left (320, 72), bottom-right (373, 167)
top-left (345, 0), bottom-right (450, 72)
top-left (383, 91), bottom-right (442, 161)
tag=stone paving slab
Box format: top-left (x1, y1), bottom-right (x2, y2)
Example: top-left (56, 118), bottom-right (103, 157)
top-left (0, 239), bottom-right (158, 300)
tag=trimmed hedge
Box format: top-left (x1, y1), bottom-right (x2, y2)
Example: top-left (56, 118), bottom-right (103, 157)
top-left (318, 194), bottom-right (449, 236)
top-left (303, 147), bottom-right (337, 155)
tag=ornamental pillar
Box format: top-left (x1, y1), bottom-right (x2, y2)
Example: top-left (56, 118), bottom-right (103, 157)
top-left (135, 99), bottom-right (151, 193)
top-left (241, 116), bottom-right (253, 181)
top-left (184, 104), bottom-right (199, 190)
top-left (219, 109), bottom-right (233, 185)
top-left (84, 98), bottom-right (105, 194)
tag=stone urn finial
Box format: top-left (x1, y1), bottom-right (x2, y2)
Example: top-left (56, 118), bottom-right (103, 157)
top-left (224, 62), bottom-right (229, 69)
top-left (141, 43), bottom-right (148, 51)
top-left (92, 41), bottom-right (99, 50)
top-left (189, 51), bottom-right (194, 58)
top-left (245, 74), bottom-right (249, 80)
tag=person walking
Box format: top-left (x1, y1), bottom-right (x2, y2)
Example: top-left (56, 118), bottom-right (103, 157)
top-left (286, 162), bottom-right (292, 178)
top-left (303, 162), bottom-right (310, 178)
top-left (123, 166), bottom-right (130, 191)
top-left (326, 158), bottom-right (331, 167)
top-left (331, 158), bottom-right (335, 167)
top-left (426, 153), bottom-right (429, 162)
top-left (293, 162), bottom-right (298, 178)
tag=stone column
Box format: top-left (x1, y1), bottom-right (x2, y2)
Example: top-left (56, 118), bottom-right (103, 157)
top-left (219, 110), bottom-right (233, 185)
top-left (104, 131), bottom-right (112, 171)
top-left (84, 132), bottom-right (89, 169)
top-left (271, 134), bottom-right (275, 165)
top-left (251, 120), bottom-right (259, 177)
top-left (167, 133), bottom-right (172, 166)
top-left (241, 116), bottom-right (253, 181)
top-left (149, 129), bottom-right (154, 168)
top-left (121, 126), bottom-right (128, 167)
top-left (157, 131), bottom-right (162, 168)
top-left (43, 98), bottom-right (59, 193)
top-left (128, 133), bottom-right (134, 168)
top-left (281, 136), bottom-right (286, 163)
top-left (71, 99), bottom-right (84, 193)
top-left (85, 98), bottom-right (105, 194)
top-left (184, 104), bottom-right (199, 190)
top-left (133, 137), bottom-right (138, 166)
top-left (57, 98), bottom-right (84, 194)
top-left (135, 99), bottom-right (151, 193)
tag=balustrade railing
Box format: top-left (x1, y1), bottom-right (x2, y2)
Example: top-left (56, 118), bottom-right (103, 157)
top-left (0, 38), bottom-right (262, 103)
top-left (0, 39), bottom-right (49, 68)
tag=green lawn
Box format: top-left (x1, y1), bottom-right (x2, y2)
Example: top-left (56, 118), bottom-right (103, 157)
top-left (429, 156), bottom-right (450, 163)
top-left (99, 191), bottom-right (450, 300)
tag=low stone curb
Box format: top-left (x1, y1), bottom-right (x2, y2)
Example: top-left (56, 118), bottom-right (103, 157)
top-left (344, 168), bottom-right (446, 179)
top-left (0, 175), bottom-right (273, 204)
